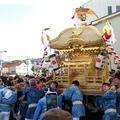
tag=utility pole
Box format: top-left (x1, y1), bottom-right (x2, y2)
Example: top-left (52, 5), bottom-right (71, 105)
top-left (0, 50), bottom-right (7, 76)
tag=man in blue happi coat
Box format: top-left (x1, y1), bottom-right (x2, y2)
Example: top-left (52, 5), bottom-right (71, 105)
top-left (97, 83), bottom-right (117, 120)
top-left (25, 79), bottom-right (45, 120)
top-left (0, 85), bottom-right (17, 120)
top-left (63, 80), bottom-right (85, 120)
top-left (116, 87), bottom-right (120, 120)
top-left (33, 81), bottom-right (63, 120)
top-left (18, 81), bottom-right (29, 120)
top-left (111, 70), bottom-right (120, 120)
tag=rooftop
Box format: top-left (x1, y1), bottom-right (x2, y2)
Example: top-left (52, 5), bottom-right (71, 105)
top-left (2, 60), bottom-right (23, 68)
top-left (91, 11), bottom-right (120, 25)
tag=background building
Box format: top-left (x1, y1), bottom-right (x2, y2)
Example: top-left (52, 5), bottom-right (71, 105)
top-left (84, 0), bottom-right (120, 18)
top-left (2, 60), bottom-right (33, 76)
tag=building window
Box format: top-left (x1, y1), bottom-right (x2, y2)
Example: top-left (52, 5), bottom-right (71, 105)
top-left (108, 6), bottom-right (112, 15)
top-left (116, 6), bottom-right (120, 12)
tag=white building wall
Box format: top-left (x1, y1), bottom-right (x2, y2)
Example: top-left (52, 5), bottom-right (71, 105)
top-left (16, 63), bottom-right (26, 75)
top-left (84, 0), bottom-right (120, 17)
top-left (2, 67), bottom-right (9, 74)
top-left (9, 67), bottom-right (16, 73)
top-left (28, 64), bottom-right (33, 75)
top-left (16, 63), bottom-right (33, 75)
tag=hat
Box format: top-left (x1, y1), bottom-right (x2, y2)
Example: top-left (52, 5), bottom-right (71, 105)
top-left (42, 108), bottom-right (72, 120)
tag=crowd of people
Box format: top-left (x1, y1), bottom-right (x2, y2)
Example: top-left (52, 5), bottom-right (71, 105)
top-left (0, 70), bottom-right (120, 120)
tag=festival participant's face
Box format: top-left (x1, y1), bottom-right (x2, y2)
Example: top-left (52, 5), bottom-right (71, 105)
top-left (102, 85), bottom-right (110, 92)
top-left (112, 78), bottom-right (120, 86)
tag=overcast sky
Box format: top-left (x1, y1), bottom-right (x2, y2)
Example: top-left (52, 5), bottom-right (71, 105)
top-left (0, 0), bottom-right (90, 60)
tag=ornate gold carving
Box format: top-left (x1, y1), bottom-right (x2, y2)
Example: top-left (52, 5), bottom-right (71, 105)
top-left (75, 7), bottom-right (99, 21)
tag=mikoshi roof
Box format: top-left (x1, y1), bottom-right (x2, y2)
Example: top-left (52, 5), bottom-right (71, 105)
top-left (49, 25), bottom-right (104, 50)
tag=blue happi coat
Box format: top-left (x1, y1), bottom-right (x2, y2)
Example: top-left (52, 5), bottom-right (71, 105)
top-left (63, 85), bottom-right (85, 118)
top-left (0, 86), bottom-right (17, 112)
top-left (18, 88), bottom-right (28, 118)
top-left (116, 92), bottom-right (120, 113)
top-left (25, 86), bottom-right (45, 119)
top-left (97, 90), bottom-right (117, 120)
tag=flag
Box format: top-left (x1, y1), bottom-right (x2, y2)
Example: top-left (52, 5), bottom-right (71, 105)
top-left (103, 21), bottom-right (116, 44)
top-left (41, 28), bottom-right (50, 46)
top-left (102, 21), bottom-right (119, 65)
top-left (95, 54), bottom-right (105, 69)
top-left (49, 54), bottom-right (59, 71)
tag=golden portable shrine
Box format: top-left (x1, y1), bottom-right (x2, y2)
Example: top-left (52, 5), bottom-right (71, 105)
top-left (49, 25), bottom-right (109, 94)
top-left (42, 7), bottom-right (111, 95)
